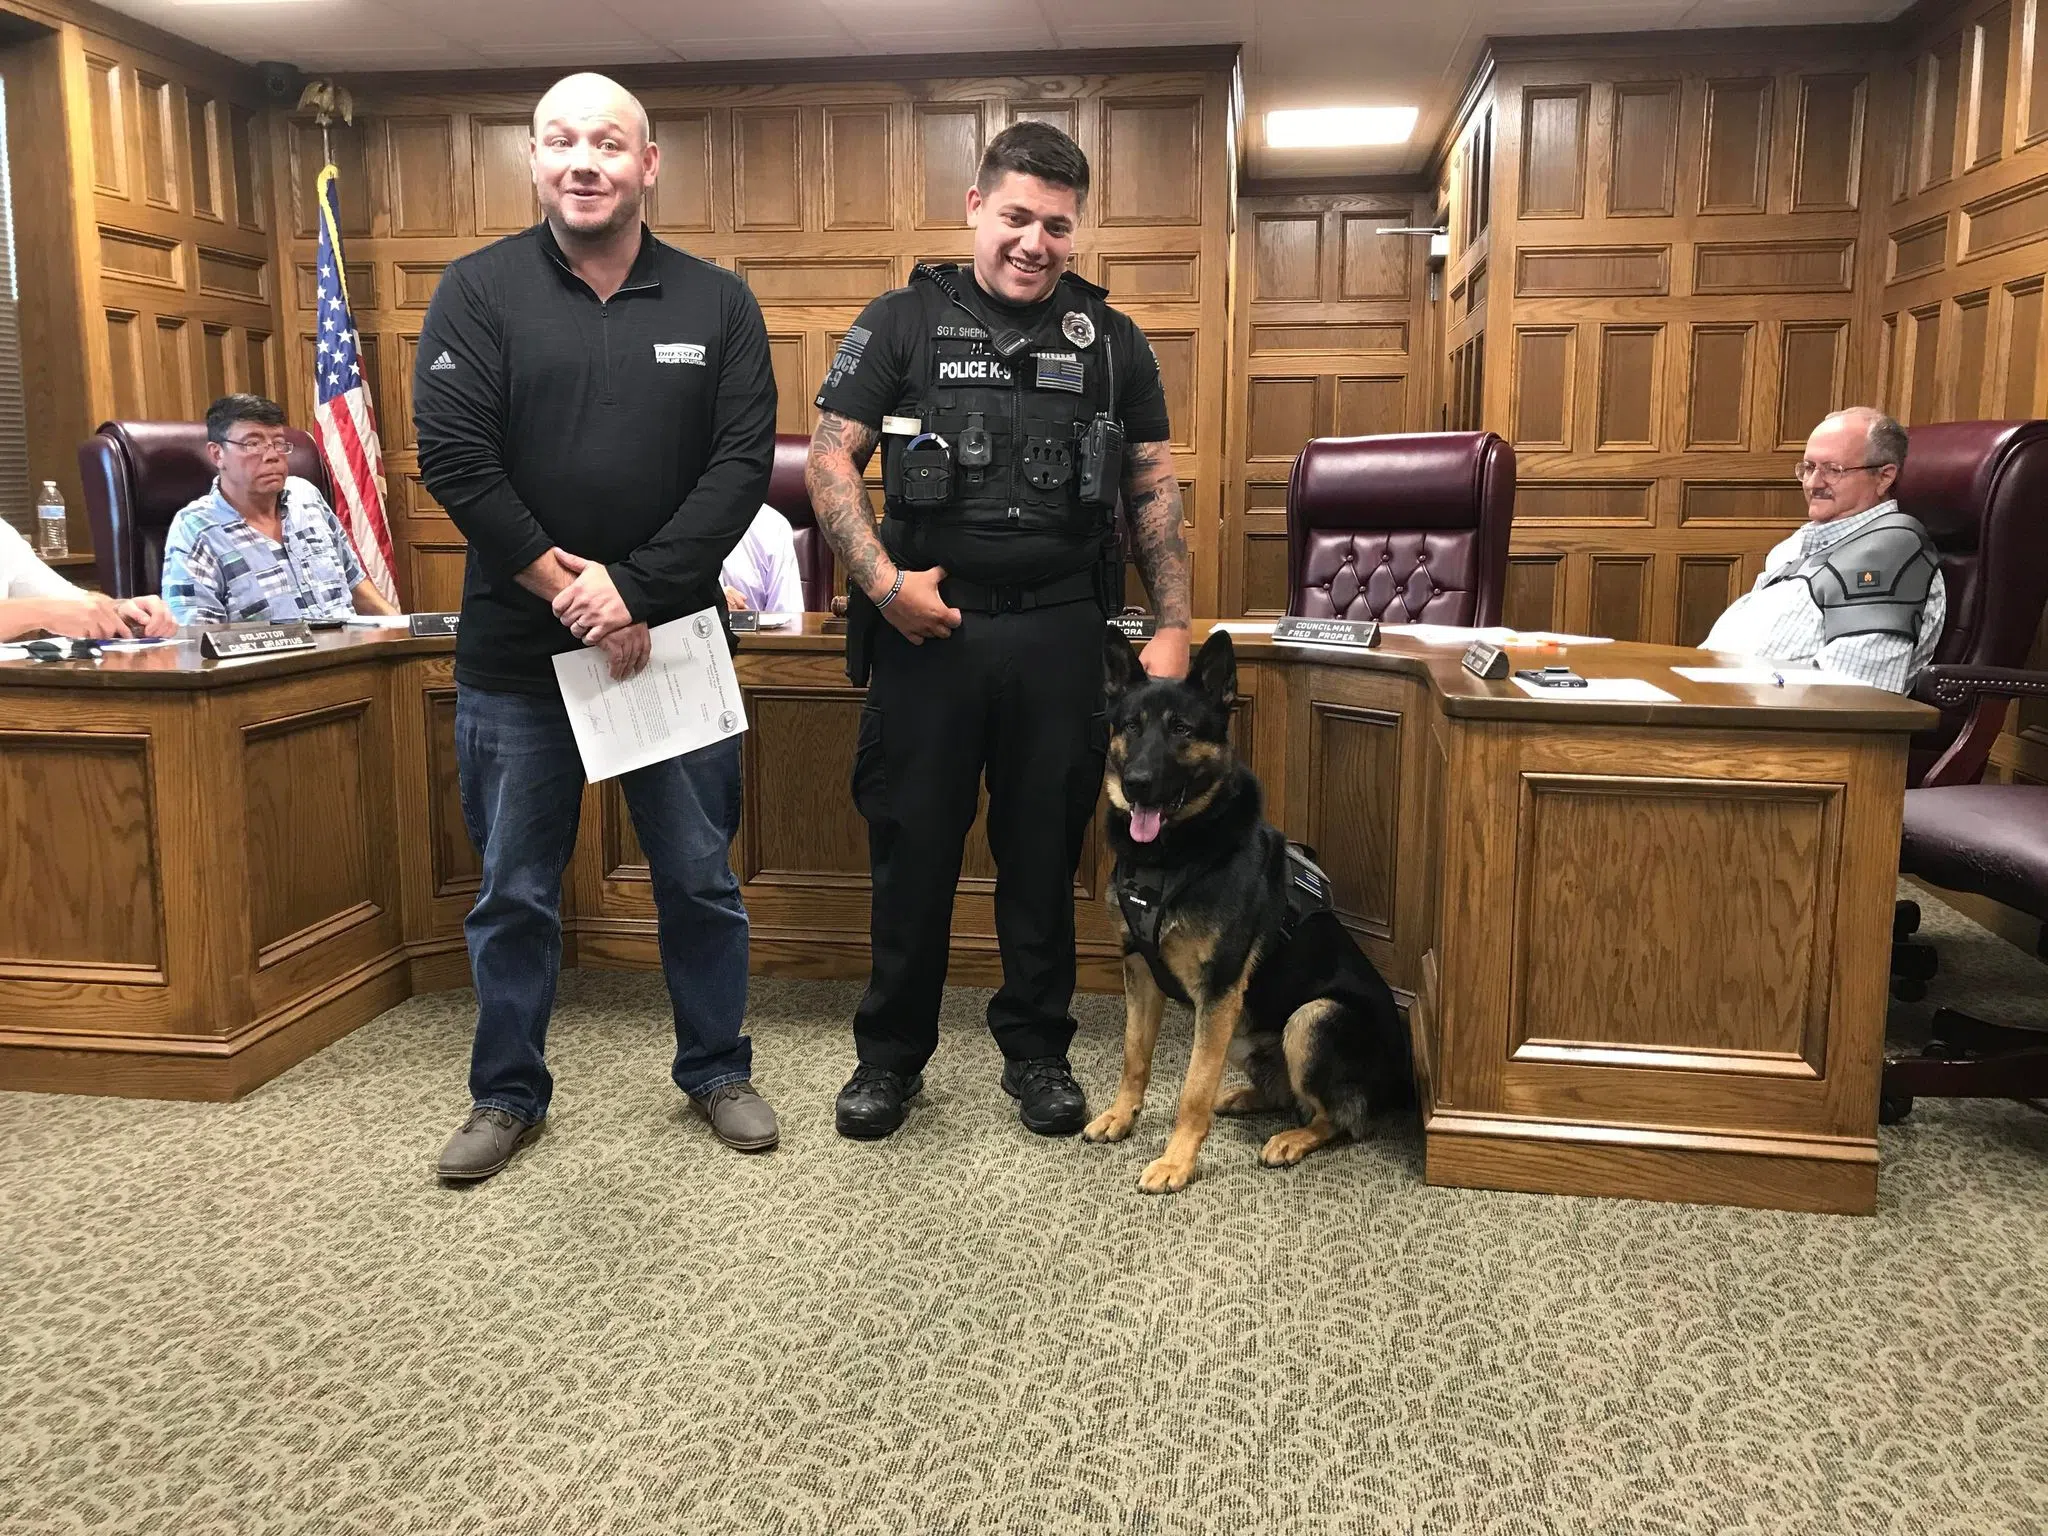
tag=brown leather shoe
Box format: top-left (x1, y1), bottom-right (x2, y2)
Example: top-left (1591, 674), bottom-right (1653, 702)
top-left (692, 1080), bottom-right (779, 1151)
top-left (435, 1106), bottom-right (541, 1182)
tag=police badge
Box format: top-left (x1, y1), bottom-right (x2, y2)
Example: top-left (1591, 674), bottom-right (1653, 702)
top-left (1062, 310), bottom-right (1096, 349)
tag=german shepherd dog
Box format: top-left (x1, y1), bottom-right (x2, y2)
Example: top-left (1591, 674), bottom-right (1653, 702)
top-left (1084, 628), bottom-right (1414, 1193)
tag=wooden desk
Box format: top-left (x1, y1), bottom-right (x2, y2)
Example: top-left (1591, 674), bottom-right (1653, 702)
top-left (0, 623), bottom-right (1933, 1213)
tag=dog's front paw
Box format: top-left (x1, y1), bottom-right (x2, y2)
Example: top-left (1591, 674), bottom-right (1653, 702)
top-left (1082, 1105), bottom-right (1136, 1143)
top-left (1137, 1154), bottom-right (1194, 1194)
top-left (1213, 1085), bottom-right (1272, 1117)
top-left (1259, 1127), bottom-right (1322, 1167)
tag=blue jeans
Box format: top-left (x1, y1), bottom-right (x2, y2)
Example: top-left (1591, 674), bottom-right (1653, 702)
top-left (455, 683), bottom-right (751, 1122)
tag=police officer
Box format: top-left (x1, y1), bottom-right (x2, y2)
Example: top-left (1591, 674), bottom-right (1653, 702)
top-left (806, 121), bottom-right (1193, 1140)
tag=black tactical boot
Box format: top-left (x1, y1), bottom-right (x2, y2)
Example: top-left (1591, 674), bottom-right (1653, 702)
top-left (835, 1063), bottom-right (924, 1139)
top-left (1002, 1056), bottom-right (1088, 1136)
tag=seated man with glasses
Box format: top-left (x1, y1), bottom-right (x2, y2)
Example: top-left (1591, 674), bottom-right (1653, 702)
top-left (160, 393), bottom-right (400, 626)
top-left (1701, 406), bottom-right (1943, 692)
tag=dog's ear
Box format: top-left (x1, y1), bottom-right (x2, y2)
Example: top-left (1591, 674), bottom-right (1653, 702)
top-left (1104, 624), bottom-right (1147, 703)
top-left (1191, 629), bottom-right (1237, 709)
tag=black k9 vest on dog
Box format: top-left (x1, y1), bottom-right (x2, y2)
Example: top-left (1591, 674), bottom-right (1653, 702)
top-left (879, 263), bottom-right (1125, 551)
top-left (1763, 507), bottom-right (1941, 641)
top-left (1113, 842), bottom-right (1335, 964)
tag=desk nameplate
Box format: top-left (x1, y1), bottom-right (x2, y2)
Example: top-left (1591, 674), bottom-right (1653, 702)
top-left (1275, 616), bottom-right (1380, 650)
top-left (200, 623), bottom-right (316, 660)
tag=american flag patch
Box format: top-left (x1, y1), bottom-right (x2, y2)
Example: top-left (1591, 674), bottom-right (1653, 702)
top-left (1034, 352), bottom-right (1085, 392)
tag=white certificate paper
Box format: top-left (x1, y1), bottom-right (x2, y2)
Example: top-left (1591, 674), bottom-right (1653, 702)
top-left (552, 609), bottom-right (748, 782)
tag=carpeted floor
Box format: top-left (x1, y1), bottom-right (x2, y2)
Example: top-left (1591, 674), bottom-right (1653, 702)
top-left (3, 890), bottom-right (2047, 1536)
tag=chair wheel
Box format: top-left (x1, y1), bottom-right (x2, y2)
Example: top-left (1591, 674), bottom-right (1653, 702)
top-left (1922, 1038), bottom-right (1967, 1060)
top-left (1894, 900), bottom-right (1922, 940)
top-left (1879, 1094), bottom-right (1915, 1124)
top-left (1892, 978), bottom-right (1928, 1003)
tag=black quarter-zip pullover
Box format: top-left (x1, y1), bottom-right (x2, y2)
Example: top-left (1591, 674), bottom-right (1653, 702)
top-left (413, 221), bottom-right (776, 692)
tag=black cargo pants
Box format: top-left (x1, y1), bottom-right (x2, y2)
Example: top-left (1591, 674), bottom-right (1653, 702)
top-left (850, 594), bottom-right (1108, 1075)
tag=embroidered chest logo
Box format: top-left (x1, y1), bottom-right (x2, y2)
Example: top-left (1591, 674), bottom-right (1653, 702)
top-left (1856, 570), bottom-right (1880, 588)
top-left (429, 351), bottom-right (457, 372)
top-left (654, 343), bottom-right (706, 365)
top-left (937, 356), bottom-right (1013, 385)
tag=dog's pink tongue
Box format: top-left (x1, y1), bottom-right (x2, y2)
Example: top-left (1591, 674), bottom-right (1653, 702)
top-left (1129, 806), bottom-right (1163, 843)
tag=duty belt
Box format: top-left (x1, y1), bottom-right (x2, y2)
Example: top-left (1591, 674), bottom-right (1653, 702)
top-left (939, 569), bottom-right (1099, 615)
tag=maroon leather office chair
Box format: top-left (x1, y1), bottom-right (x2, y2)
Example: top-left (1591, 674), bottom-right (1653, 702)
top-left (1285, 431), bottom-right (1516, 625)
top-left (78, 421), bottom-right (329, 598)
top-left (1890, 419), bottom-right (2048, 788)
top-left (1882, 750), bottom-right (2048, 1122)
top-left (765, 431), bottom-right (835, 611)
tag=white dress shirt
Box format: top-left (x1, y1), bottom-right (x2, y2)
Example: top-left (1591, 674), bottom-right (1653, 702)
top-left (1700, 499), bottom-right (1946, 692)
top-left (719, 505), bottom-right (807, 614)
top-left (0, 519), bottom-right (86, 601)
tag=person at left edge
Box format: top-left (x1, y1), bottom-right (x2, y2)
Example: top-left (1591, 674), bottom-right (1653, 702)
top-left (160, 393), bottom-right (401, 625)
top-left (413, 71), bottom-right (780, 1183)
top-left (0, 519), bottom-right (173, 640)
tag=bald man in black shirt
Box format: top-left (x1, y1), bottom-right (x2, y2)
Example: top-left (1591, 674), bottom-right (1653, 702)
top-left (414, 72), bottom-right (780, 1181)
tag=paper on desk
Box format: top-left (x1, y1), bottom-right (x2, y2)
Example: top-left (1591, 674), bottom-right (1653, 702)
top-left (1385, 624), bottom-right (1612, 647)
top-left (1671, 664), bottom-right (1871, 687)
top-left (1210, 620), bottom-right (1277, 634)
top-left (553, 609), bottom-right (748, 782)
top-left (1511, 675), bottom-right (1678, 703)
top-left (344, 613), bottom-right (413, 629)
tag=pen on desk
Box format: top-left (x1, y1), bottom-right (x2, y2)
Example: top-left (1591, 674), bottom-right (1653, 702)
top-left (1772, 671), bottom-right (1785, 687)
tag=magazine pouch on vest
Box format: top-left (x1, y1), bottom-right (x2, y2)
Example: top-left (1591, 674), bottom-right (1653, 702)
top-left (880, 263), bottom-right (1122, 545)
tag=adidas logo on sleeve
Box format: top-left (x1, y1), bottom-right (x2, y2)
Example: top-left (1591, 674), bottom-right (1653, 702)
top-left (429, 351), bottom-right (457, 372)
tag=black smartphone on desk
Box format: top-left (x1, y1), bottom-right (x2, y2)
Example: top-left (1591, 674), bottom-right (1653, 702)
top-left (1515, 666), bottom-right (1587, 688)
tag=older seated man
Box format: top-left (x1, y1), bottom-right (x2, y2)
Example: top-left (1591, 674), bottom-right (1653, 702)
top-left (1702, 406), bottom-right (1944, 692)
top-left (0, 518), bottom-right (174, 641)
top-left (160, 393), bottom-right (399, 626)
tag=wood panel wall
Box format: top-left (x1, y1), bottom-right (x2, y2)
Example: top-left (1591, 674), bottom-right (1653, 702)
top-left (0, 0), bottom-right (270, 557)
top-left (267, 62), bottom-right (1236, 616)
top-left (1446, 32), bottom-right (1893, 646)
top-left (1225, 190), bottom-right (1434, 614)
top-left (1876, 0), bottom-right (2048, 787)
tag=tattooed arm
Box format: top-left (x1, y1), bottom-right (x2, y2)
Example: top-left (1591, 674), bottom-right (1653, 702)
top-left (1123, 441), bottom-right (1192, 628)
top-left (806, 410), bottom-right (959, 641)
top-left (1122, 440), bottom-right (1193, 677)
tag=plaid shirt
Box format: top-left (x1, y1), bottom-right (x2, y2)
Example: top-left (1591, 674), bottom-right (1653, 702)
top-left (1700, 499), bottom-right (1946, 693)
top-left (161, 477), bottom-right (365, 626)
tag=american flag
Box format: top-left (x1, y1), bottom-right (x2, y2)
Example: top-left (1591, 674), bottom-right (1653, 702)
top-left (312, 164), bottom-right (397, 604)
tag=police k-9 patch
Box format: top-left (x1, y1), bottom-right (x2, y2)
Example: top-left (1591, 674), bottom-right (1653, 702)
top-left (825, 326), bottom-right (870, 389)
top-left (937, 354), bottom-right (1014, 384)
top-left (654, 343), bottom-right (706, 365)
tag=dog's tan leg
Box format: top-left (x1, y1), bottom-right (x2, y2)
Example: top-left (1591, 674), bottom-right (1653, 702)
top-left (1083, 952), bottom-right (1165, 1144)
top-left (1260, 999), bottom-right (1347, 1168)
top-left (1138, 980), bottom-right (1245, 1194)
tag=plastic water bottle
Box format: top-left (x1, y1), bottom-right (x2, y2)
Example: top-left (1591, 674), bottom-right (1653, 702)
top-left (35, 480), bottom-right (67, 559)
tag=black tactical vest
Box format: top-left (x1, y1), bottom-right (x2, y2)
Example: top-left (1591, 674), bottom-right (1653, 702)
top-left (879, 263), bottom-right (1121, 541)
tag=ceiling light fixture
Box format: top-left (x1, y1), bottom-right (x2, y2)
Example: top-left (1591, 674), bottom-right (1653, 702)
top-left (1266, 106), bottom-right (1418, 149)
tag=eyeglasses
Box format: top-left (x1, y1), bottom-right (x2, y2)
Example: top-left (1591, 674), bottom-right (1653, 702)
top-left (1794, 460), bottom-right (1886, 482)
top-left (221, 436), bottom-right (293, 460)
